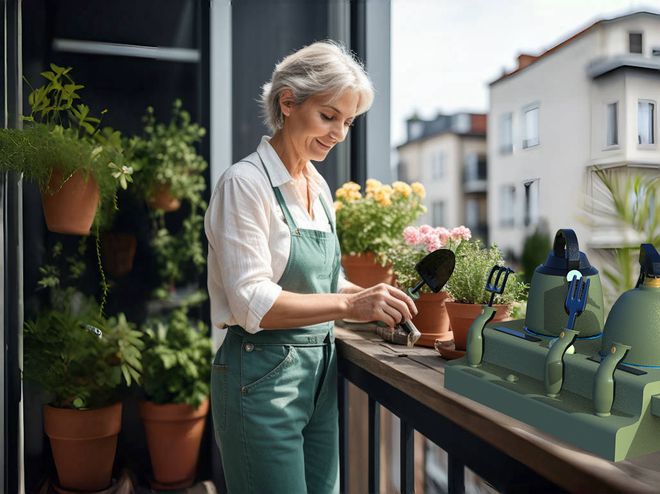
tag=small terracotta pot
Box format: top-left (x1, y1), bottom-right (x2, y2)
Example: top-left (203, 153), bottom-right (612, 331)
top-left (411, 291), bottom-right (453, 347)
top-left (139, 399), bottom-right (209, 490)
top-left (43, 402), bottom-right (122, 492)
top-left (147, 184), bottom-right (180, 212)
top-left (41, 168), bottom-right (100, 235)
top-left (341, 252), bottom-right (393, 288)
top-left (101, 233), bottom-right (137, 278)
top-left (445, 302), bottom-right (511, 351)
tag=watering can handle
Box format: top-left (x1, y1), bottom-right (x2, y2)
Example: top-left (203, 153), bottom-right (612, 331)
top-left (553, 229), bottom-right (580, 271)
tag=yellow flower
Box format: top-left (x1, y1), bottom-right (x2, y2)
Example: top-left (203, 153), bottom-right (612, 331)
top-left (377, 196), bottom-right (392, 207)
top-left (335, 188), bottom-right (347, 199)
top-left (334, 201), bottom-right (343, 211)
top-left (365, 178), bottom-right (382, 193)
top-left (343, 181), bottom-right (361, 192)
top-left (347, 190), bottom-right (362, 202)
top-left (411, 182), bottom-right (426, 198)
top-left (392, 181), bottom-right (412, 198)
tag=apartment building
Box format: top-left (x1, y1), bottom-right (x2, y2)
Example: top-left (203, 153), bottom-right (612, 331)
top-left (397, 113), bottom-right (488, 241)
top-left (488, 11), bottom-right (660, 258)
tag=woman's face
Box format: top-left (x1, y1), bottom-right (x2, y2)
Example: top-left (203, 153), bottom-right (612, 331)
top-left (281, 89), bottom-right (360, 162)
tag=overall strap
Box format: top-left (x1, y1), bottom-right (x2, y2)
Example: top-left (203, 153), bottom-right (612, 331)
top-left (318, 195), bottom-right (335, 234)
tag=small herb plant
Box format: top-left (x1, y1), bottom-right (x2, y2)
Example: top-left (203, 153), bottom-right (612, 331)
top-left (335, 179), bottom-right (427, 262)
top-left (23, 241), bottom-right (143, 409)
top-left (141, 308), bottom-right (212, 408)
top-left (0, 63), bottom-right (133, 227)
top-left (445, 240), bottom-right (528, 305)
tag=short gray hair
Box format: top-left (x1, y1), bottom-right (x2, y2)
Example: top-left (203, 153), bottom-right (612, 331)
top-left (261, 40), bottom-right (375, 133)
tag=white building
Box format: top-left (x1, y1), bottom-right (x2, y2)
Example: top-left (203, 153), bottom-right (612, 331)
top-left (397, 113), bottom-right (488, 240)
top-left (488, 11), bottom-right (660, 259)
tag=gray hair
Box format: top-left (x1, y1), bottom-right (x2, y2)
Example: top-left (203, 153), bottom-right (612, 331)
top-left (261, 40), bottom-right (375, 132)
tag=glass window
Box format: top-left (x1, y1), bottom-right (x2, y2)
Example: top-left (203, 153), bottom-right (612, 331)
top-left (606, 102), bottom-right (618, 147)
top-left (432, 151), bottom-right (445, 180)
top-left (432, 201), bottom-right (445, 226)
top-left (638, 100), bottom-right (655, 145)
top-left (499, 185), bottom-right (515, 227)
top-left (523, 105), bottom-right (539, 148)
top-left (499, 112), bottom-right (513, 154)
top-left (629, 32), bottom-right (643, 54)
top-left (524, 179), bottom-right (540, 227)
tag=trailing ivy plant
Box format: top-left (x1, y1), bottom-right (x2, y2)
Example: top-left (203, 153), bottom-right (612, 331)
top-left (23, 241), bottom-right (143, 409)
top-left (141, 307), bottom-right (212, 408)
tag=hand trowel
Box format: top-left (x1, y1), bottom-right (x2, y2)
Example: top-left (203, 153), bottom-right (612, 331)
top-left (379, 249), bottom-right (456, 347)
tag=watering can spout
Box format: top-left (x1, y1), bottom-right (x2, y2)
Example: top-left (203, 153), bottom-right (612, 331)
top-left (544, 329), bottom-right (579, 397)
top-left (593, 342), bottom-right (631, 417)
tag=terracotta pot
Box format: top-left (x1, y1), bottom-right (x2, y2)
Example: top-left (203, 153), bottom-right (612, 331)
top-left (139, 399), bottom-right (209, 490)
top-left (43, 402), bottom-right (122, 492)
top-left (101, 233), bottom-right (137, 278)
top-left (147, 184), bottom-right (181, 212)
top-left (41, 168), bottom-right (99, 235)
top-left (411, 291), bottom-right (452, 348)
top-left (445, 302), bottom-right (511, 351)
top-left (341, 252), bottom-right (393, 288)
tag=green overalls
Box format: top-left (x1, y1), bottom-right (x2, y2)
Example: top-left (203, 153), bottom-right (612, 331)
top-left (211, 153), bottom-right (341, 494)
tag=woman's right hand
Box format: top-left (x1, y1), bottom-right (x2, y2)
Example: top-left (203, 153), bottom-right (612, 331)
top-left (345, 284), bottom-right (418, 328)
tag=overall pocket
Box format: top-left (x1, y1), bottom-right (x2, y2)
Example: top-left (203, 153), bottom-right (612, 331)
top-left (241, 344), bottom-right (298, 393)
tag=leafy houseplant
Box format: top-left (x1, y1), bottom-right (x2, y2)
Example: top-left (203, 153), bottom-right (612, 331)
top-left (445, 240), bottom-right (528, 351)
top-left (386, 224), bottom-right (472, 347)
top-left (0, 63), bottom-right (133, 235)
top-left (23, 241), bottom-right (143, 491)
top-left (335, 179), bottom-right (426, 287)
top-left (139, 307), bottom-right (212, 489)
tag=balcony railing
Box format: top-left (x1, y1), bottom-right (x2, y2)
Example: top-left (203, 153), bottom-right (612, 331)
top-left (335, 325), bottom-right (660, 494)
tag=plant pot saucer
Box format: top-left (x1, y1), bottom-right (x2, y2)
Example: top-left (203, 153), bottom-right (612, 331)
top-left (434, 339), bottom-right (465, 360)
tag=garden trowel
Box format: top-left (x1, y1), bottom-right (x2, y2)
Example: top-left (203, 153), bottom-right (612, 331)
top-left (379, 249), bottom-right (456, 346)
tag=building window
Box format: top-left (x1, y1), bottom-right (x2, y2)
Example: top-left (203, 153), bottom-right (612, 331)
top-left (464, 153), bottom-right (487, 182)
top-left (629, 32), bottom-right (643, 54)
top-left (638, 100), bottom-right (655, 145)
top-left (522, 105), bottom-right (539, 149)
top-left (431, 152), bottom-right (445, 180)
top-left (432, 201), bottom-right (445, 226)
top-left (499, 185), bottom-right (515, 227)
top-left (523, 179), bottom-right (540, 227)
top-left (465, 198), bottom-right (480, 228)
top-left (499, 112), bottom-right (513, 154)
top-left (606, 102), bottom-right (618, 147)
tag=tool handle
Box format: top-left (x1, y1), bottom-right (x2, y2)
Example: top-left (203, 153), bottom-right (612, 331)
top-left (398, 320), bottom-right (422, 345)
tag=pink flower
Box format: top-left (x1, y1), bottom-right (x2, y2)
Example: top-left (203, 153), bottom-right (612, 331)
top-left (435, 227), bottom-right (450, 246)
top-left (403, 226), bottom-right (421, 246)
top-left (418, 224), bottom-right (433, 235)
top-left (450, 225), bottom-right (472, 241)
top-left (423, 232), bottom-right (442, 252)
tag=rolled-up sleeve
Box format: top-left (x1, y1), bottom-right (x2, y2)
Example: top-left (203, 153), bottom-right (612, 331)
top-left (206, 174), bottom-right (282, 333)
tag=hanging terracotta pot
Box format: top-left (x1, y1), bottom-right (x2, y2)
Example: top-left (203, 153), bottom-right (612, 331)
top-left (101, 233), bottom-right (137, 278)
top-left (43, 402), bottom-right (122, 492)
top-left (411, 291), bottom-right (452, 348)
top-left (445, 302), bottom-right (511, 351)
top-left (147, 183), bottom-right (180, 212)
top-left (341, 252), bottom-right (393, 288)
top-left (41, 168), bottom-right (100, 235)
top-left (139, 399), bottom-right (209, 490)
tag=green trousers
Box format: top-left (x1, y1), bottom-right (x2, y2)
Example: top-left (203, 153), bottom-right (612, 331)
top-left (212, 326), bottom-right (339, 494)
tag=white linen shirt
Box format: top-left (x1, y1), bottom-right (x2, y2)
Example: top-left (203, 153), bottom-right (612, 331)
top-left (205, 136), bottom-right (349, 346)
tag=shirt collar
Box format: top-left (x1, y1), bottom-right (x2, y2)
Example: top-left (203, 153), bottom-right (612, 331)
top-left (256, 136), bottom-right (324, 192)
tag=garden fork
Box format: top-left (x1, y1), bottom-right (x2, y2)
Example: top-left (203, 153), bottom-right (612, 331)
top-left (565, 275), bottom-right (590, 330)
top-left (486, 265), bottom-right (514, 307)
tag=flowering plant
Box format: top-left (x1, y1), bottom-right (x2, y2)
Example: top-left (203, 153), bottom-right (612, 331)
top-left (446, 240), bottom-right (528, 305)
top-left (334, 179), bottom-right (426, 261)
top-left (387, 225), bottom-right (472, 293)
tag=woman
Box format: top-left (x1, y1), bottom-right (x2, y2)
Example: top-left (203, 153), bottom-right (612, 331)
top-left (205, 41), bottom-right (417, 494)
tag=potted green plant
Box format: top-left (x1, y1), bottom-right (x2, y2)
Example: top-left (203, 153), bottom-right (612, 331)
top-left (387, 224), bottom-right (472, 347)
top-left (335, 179), bottom-right (426, 287)
top-left (0, 63), bottom-right (133, 235)
top-left (23, 243), bottom-right (143, 492)
top-left (444, 240), bottom-right (528, 350)
top-left (138, 307), bottom-right (213, 490)
top-left (127, 99), bottom-right (207, 212)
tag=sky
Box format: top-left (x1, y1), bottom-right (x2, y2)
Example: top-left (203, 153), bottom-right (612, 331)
top-left (390, 0), bottom-right (660, 146)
